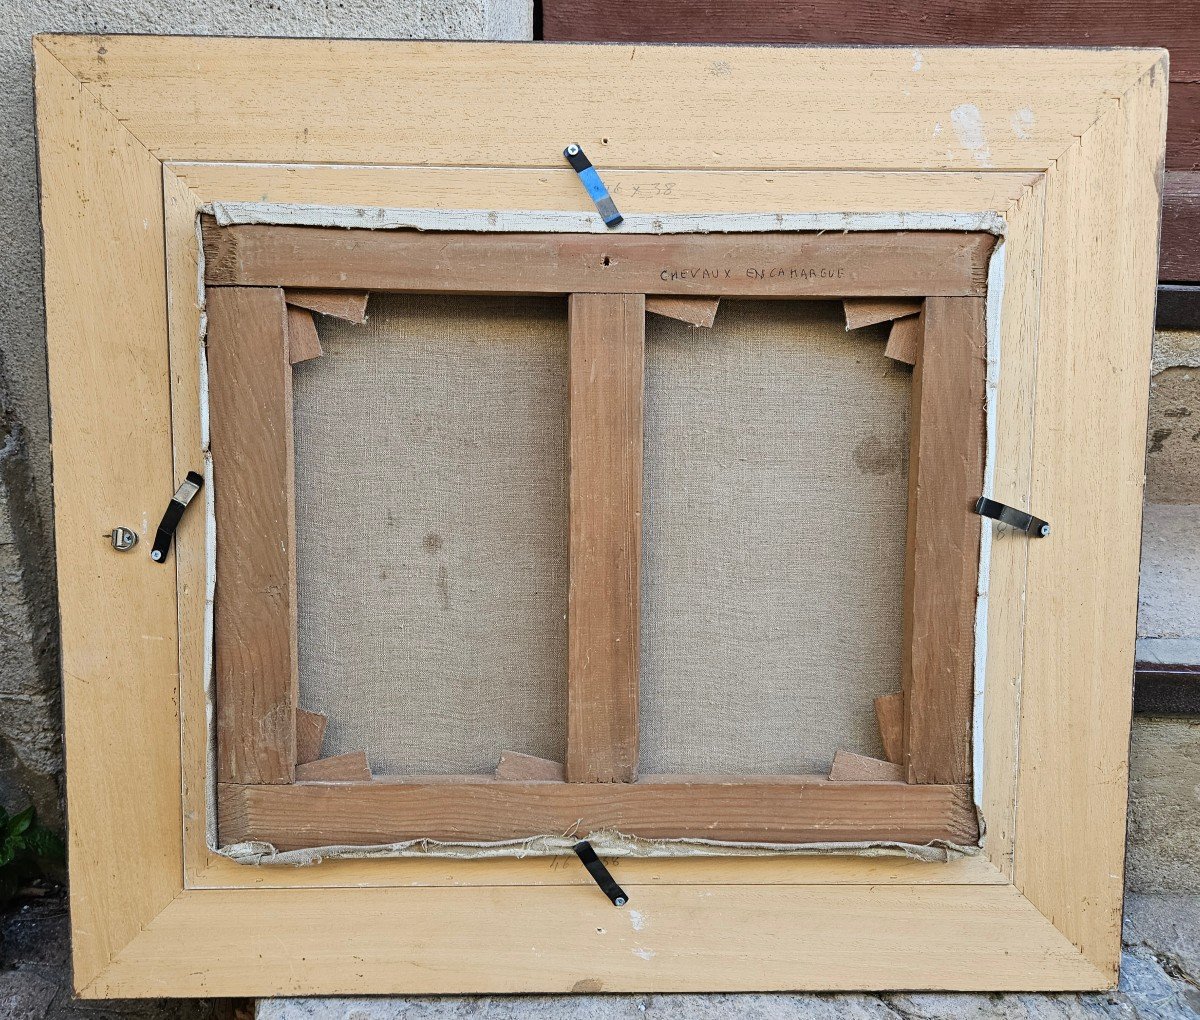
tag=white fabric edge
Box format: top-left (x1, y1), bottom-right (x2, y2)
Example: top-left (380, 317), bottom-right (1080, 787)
top-left (198, 204), bottom-right (1000, 864)
top-left (194, 208), bottom-right (221, 852)
top-left (219, 830), bottom-right (975, 867)
top-left (973, 241), bottom-right (1005, 809)
top-left (207, 201), bottom-right (1006, 236)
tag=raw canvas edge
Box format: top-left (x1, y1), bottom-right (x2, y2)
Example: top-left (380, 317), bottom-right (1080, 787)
top-left (222, 831), bottom-right (972, 866)
top-left (208, 202), bottom-right (1006, 236)
top-left (196, 203), bottom-right (1003, 864)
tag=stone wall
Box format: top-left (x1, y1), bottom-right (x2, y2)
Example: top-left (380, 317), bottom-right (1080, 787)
top-left (1129, 326), bottom-right (1200, 895)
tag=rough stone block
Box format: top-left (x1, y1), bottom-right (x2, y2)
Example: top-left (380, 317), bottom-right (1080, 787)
top-left (1124, 892), bottom-right (1200, 981)
top-left (1137, 503), bottom-right (1200, 669)
top-left (1147, 366), bottom-right (1200, 504)
top-left (1126, 717), bottom-right (1200, 894)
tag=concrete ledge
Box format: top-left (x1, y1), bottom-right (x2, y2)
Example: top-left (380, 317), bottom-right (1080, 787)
top-left (1138, 504), bottom-right (1200, 664)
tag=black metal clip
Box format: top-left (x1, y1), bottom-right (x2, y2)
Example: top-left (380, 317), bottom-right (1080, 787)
top-left (151, 471), bottom-right (205, 563)
top-left (974, 496), bottom-right (1050, 538)
top-left (563, 144), bottom-right (623, 227)
top-left (573, 840), bottom-right (628, 907)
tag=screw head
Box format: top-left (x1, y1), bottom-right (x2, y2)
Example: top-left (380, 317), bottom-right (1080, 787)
top-left (1038, 523), bottom-right (1051, 537)
top-left (566, 144), bottom-right (580, 156)
top-left (107, 526), bottom-right (139, 552)
top-left (151, 549), bottom-right (164, 562)
top-left (614, 896), bottom-right (627, 907)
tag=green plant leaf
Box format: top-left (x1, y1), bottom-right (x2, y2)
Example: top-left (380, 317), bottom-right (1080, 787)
top-left (25, 827), bottom-right (65, 862)
top-left (0, 807), bottom-right (63, 904)
top-left (9, 806), bottom-right (34, 837)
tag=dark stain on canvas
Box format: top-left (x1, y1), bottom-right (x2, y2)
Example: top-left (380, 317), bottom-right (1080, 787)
top-left (853, 435), bottom-right (901, 476)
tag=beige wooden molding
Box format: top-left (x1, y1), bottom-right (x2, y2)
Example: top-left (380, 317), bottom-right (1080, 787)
top-left (35, 34), bottom-right (1165, 996)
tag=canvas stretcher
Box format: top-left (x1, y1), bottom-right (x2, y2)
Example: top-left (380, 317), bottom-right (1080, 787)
top-left (202, 222), bottom-right (990, 852)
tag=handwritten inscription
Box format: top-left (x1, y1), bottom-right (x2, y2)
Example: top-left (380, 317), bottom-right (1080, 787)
top-left (659, 266), bottom-right (847, 282)
top-left (607, 181), bottom-right (677, 197)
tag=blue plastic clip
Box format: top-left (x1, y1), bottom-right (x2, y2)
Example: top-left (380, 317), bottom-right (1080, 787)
top-left (563, 144), bottom-right (623, 227)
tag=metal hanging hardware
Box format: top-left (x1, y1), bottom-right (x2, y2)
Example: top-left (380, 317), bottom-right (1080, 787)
top-left (974, 496), bottom-right (1050, 538)
top-left (105, 527), bottom-right (139, 552)
top-left (573, 840), bottom-right (628, 907)
top-left (151, 471), bottom-right (205, 563)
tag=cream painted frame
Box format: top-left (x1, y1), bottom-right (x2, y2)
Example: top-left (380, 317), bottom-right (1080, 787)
top-left (34, 35), bottom-right (1165, 997)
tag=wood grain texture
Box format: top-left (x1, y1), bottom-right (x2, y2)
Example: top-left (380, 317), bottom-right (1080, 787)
top-left (203, 222), bottom-right (993, 298)
top-left (169, 156), bottom-right (1033, 900)
top-left (83, 883), bottom-right (1105, 997)
top-left (173, 163), bottom-right (1042, 218)
top-left (218, 779), bottom-right (977, 849)
top-left (645, 295), bottom-right (720, 327)
top-left (884, 314), bottom-right (921, 364)
top-left (904, 297), bottom-right (987, 785)
top-left (843, 297), bottom-right (922, 329)
top-left (984, 178), bottom-right (1047, 881)
top-left (40, 33), bottom-right (1166, 996)
top-left (285, 288), bottom-right (369, 323)
top-left (34, 43), bottom-right (184, 993)
top-left (42, 36), bottom-right (1152, 173)
top-left (1013, 59), bottom-right (1167, 979)
top-left (285, 304), bottom-right (322, 364)
top-left (1167, 84), bottom-right (1200, 170)
top-left (829, 751), bottom-right (905, 782)
top-left (295, 709), bottom-right (327, 766)
top-left (567, 294), bottom-right (644, 783)
top-left (898, 308), bottom-right (924, 772)
top-left (1160, 173), bottom-right (1200, 281)
top-left (540, 4), bottom-right (1188, 164)
top-left (532, 9), bottom-right (1191, 274)
top-left (39, 36), bottom-right (1152, 171)
top-left (874, 694), bottom-right (905, 764)
top-left (207, 287), bottom-right (297, 785)
top-left (162, 168), bottom-right (219, 890)
top-left (543, 2), bottom-right (1196, 63)
top-left (496, 752), bottom-right (566, 781)
top-left (295, 752), bottom-right (371, 782)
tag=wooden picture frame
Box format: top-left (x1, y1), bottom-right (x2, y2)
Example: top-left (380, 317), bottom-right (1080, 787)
top-left (35, 35), bottom-right (1165, 996)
